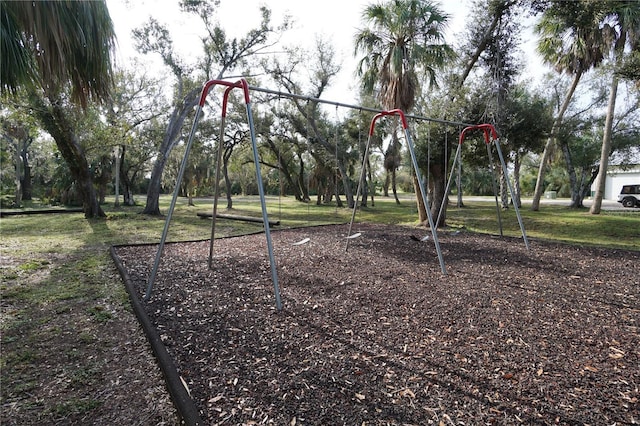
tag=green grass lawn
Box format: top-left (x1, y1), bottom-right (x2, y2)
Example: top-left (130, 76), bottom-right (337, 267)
top-left (2, 193), bottom-right (638, 250)
top-left (216, 194), bottom-right (639, 251)
top-left (445, 199), bottom-right (640, 250)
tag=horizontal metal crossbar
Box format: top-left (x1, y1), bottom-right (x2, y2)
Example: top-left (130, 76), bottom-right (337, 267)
top-left (247, 85), bottom-right (474, 128)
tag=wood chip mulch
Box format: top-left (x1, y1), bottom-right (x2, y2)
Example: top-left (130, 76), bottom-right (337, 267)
top-left (113, 223), bottom-right (639, 425)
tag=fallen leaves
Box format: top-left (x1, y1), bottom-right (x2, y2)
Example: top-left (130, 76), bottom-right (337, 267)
top-left (609, 346), bottom-right (625, 360)
top-left (398, 388), bottom-right (416, 398)
top-left (113, 223), bottom-right (640, 425)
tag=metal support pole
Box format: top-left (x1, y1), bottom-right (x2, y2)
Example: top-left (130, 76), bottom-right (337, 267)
top-left (347, 110), bottom-right (447, 275)
top-left (403, 118), bottom-right (447, 275)
top-left (245, 96), bottom-right (282, 310)
top-left (208, 115), bottom-right (226, 269)
top-left (145, 104), bottom-right (204, 301)
top-left (146, 79), bottom-right (283, 310)
top-left (485, 140), bottom-right (504, 237)
top-left (345, 133), bottom-right (373, 251)
top-left (493, 138), bottom-right (530, 250)
top-left (437, 141), bottom-right (462, 228)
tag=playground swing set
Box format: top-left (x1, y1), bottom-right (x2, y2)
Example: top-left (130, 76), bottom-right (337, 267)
top-left (144, 78), bottom-right (529, 310)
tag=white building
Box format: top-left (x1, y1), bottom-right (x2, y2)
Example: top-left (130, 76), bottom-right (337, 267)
top-left (592, 148), bottom-right (640, 200)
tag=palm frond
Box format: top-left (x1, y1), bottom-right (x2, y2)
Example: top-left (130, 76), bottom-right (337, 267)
top-left (1, 0), bottom-right (115, 107)
top-left (353, 0), bottom-right (452, 111)
top-left (0, 3), bottom-right (37, 93)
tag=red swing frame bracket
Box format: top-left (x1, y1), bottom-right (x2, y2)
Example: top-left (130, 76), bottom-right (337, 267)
top-left (198, 78), bottom-right (251, 112)
top-left (368, 109), bottom-right (409, 135)
top-left (458, 123), bottom-right (499, 145)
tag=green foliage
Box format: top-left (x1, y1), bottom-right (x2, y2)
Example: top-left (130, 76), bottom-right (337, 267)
top-left (1, 0), bottom-right (115, 107)
top-left (354, 0), bottom-right (454, 110)
top-left (535, 0), bottom-right (611, 76)
top-left (0, 194), bottom-right (15, 208)
top-left (460, 167), bottom-right (495, 196)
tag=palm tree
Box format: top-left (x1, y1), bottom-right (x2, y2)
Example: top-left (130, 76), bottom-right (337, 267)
top-left (531, 1), bottom-right (609, 211)
top-left (1, 1), bottom-right (115, 218)
top-left (354, 0), bottom-right (453, 222)
top-left (1, 1), bottom-right (114, 107)
top-left (590, 0), bottom-right (640, 214)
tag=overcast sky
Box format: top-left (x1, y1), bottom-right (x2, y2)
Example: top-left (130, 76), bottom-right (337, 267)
top-left (107, 0), bottom-right (542, 105)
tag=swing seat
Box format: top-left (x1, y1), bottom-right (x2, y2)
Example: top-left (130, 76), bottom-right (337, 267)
top-left (292, 237), bottom-right (310, 246)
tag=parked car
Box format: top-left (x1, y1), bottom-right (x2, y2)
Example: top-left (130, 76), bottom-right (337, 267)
top-left (617, 184), bottom-right (640, 208)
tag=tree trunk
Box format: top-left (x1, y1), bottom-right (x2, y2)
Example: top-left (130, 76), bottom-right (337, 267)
top-left (560, 140), bottom-right (581, 208)
top-left (96, 155), bottom-right (110, 205)
top-left (14, 147), bottom-right (23, 208)
top-left (391, 169), bottom-right (399, 205)
top-left (499, 167), bottom-right (509, 209)
top-left (413, 173), bottom-right (427, 224)
top-left (417, 137), bottom-right (452, 227)
top-left (359, 153), bottom-right (370, 208)
top-left (456, 4), bottom-right (510, 88)
top-left (429, 163), bottom-right (447, 227)
top-left (114, 145), bottom-right (121, 208)
top-left (34, 94), bottom-right (105, 218)
top-left (119, 146), bottom-right (136, 206)
top-left (576, 163), bottom-right (600, 209)
top-left (122, 183), bottom-right (135, 206)
top-left (187, 179), bottom-right (195, 206)
top-left (415, 163), bottom-right (447, 227)
top-left (338, 157), bottom-right (354, 208)
top-left (573, 170), bottom-right (588, 208)
top-left (532, 70), bottom-right (582, 211)
top-left (384, 133), bottom-right (401, 205)
top-left (142, 88), bottom-right (200, 215)
top-left (20, 143), bottom-right (32, 201)
top-left (297, 155), bottom-right (310, 202)
top-left (223, 153), bottom-right (233, 209)
top-left (590, 73), bottom-right (619, 215)
top-left (383, 173), bottom-right (390, 197)
top-left (142, 155), bottom-right (167, 215)
top-left (512, 152), bottom-right (522, 208)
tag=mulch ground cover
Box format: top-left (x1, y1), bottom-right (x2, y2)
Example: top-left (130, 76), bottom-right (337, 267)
top-left (113, 223), bottom-right (639, 425)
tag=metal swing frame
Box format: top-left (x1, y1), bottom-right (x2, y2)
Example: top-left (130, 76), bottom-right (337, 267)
top-left (437, 124), bottom-right (529, 250)
top-left (346, 109), bottom-right (447, 275)
top-left (143, 81), bottom-right (490, 308)
top-left (145, 78), bottom-right (282, 311)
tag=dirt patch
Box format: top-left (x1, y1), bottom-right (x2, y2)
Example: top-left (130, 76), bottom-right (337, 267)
top-left (114, 223), bottom-right (639, 425)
